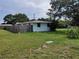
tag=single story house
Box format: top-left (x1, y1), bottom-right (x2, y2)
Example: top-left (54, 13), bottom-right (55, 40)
top-left (28, 21), bottom-right (52, 32)
top-left (0, 20), bottom-right (52, 32)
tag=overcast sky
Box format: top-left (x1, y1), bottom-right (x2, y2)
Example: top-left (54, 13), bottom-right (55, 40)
top-left (0, 0), bottom-right (50, 23)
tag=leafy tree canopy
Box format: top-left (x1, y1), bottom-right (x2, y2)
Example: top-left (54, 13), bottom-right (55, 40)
top-left (48, 0), bottom-right (79, 18)
top-left (47, 0), bottom-right (79, 26)
top-left (3, 13), bottom-right (29, 24)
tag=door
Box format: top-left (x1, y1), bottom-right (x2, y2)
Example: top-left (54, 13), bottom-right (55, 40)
top-left (31, 25), bottom-right (33, 32)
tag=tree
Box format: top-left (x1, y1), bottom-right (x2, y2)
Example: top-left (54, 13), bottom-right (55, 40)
top-left (47, 0), bottom-right (62, 31)
top-left (14, 13), bottom-right (29, 22)
top-left (61, 0), bottom-right (79, 26)
top-left (3, 13), bottom-right (29, 24)
top-left (3, 14), bottom-right (15, 24)
top-left (47, 0), bottom-right (79, 31)
top-left (62, 0), bottom-right (79, 39)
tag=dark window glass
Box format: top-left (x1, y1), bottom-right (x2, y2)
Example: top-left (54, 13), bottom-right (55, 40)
top-left (37, 23), bottom-right (40, 27)
top-left (47, 23), bottom-right (50, 27)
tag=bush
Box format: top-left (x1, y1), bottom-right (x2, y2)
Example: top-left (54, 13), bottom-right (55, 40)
top-left (67, 27), bottom-right (79, 39)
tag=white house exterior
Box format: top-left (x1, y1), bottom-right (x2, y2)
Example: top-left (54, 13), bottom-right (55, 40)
top-left (30, 21), bottom-right (51, 32)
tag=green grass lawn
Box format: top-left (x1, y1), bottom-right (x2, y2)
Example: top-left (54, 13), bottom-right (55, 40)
top-left (0, 29), bottom-right (79, 59)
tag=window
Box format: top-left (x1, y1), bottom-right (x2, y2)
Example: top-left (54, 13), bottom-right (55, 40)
top-left (37, 23), bottom-right (40, 27)
top-left (47, 23), bottom-right (50, 27)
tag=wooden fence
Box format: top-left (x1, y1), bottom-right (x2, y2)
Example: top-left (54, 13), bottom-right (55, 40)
top-left (1, 23), bottom-right (32, 33)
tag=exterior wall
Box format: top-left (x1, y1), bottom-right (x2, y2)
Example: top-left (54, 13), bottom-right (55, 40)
top-left (32, 23), bottom-right (50, 32)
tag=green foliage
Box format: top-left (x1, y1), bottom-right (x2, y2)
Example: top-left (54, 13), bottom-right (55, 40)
top-left (14, 13), bottom-right (29, 22)
top-left (47, 0), bottom-right (79, 31)
top-left (67, 27), bottom-right (79, 39)
top-left (71, 14), bottom-right (79, 26)
top-left (47, 0), bottom-right (62, 31)
top-left (67, 30), bottom-right (78, 39)
top-left (3, 14), bottom-right (15, 24)
top-left (50, 20), bottom-right (59, 31)
top-left (3, 13), bottom-right (29, 24)
top-left (58, 20), bottom-right (69, 28)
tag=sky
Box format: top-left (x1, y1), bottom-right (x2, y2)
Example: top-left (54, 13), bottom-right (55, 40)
top-left (0, 0), bottom-right (50, 23)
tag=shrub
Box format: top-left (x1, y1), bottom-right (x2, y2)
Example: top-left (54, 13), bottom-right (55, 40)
top-left (67, 27), bottom-right (79, 39)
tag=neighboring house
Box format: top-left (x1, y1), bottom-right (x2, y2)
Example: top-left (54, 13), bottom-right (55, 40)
top-left (0, 20), bottom-right (52, 32)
